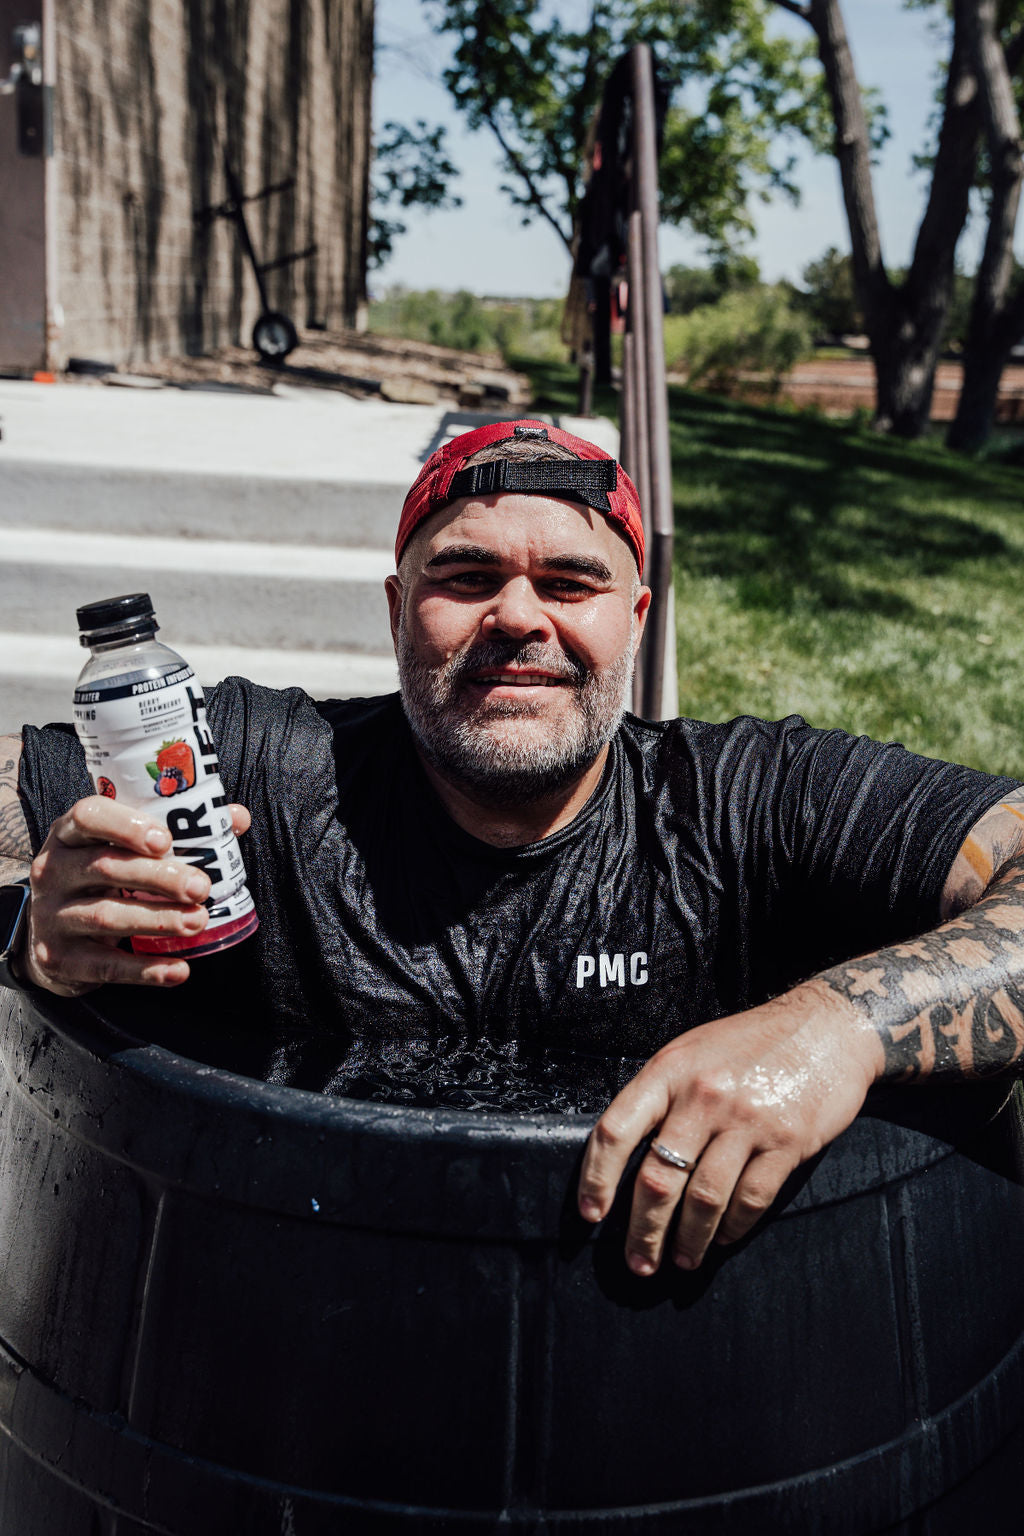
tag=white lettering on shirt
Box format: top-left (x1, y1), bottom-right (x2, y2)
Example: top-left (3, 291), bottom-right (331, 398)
top-left (576, 955), bottom-right (596, 988)
top-left (575, 951), bottom-right (649, 989)
top-left (599, 953), bottom-right (625, 988)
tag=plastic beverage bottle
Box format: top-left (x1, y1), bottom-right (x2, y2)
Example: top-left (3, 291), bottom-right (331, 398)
top-left (73, 592), bottom-right (258, 957)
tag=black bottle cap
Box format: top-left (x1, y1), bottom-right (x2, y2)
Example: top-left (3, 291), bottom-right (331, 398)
top-left (77, 593), bottom-right (159, 646)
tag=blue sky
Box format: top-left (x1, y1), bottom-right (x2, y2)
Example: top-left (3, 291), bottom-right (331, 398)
top-left (372, 0), bottom-right (994, 298)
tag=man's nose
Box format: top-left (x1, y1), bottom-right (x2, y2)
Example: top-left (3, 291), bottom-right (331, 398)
top-left (481, 578), bottom-right (551, 640)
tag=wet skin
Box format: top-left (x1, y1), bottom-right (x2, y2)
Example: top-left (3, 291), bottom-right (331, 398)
top-left (385, 491), bottom-right (650, 845)
top-left (15, 798), bottom-right (252, 995)
top-left (574, 790), bottom-right (1024, 1275)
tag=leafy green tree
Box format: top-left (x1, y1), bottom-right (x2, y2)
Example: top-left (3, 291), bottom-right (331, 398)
top-left (424, 0), bottom-right (831, 261)
top-left (770, 0), bottom-right (980, 436)
top-left (369, 120), bottom-right (462, 268)
top-left (799, 246), bottom-right (862, 338)
top-left (369, 288), bottom-right (566, 359)
top-left (410, 0), bottom-right (1023, 448)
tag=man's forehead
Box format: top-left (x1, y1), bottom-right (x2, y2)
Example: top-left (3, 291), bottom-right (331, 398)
top-left (411, 492), bottom-right (635, 572)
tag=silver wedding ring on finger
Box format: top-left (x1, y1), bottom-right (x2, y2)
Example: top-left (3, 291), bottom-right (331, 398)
top-left (651, 1140), bottom-right (694, 1172)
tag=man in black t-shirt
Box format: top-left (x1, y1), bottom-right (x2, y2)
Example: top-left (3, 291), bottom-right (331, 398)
top-left (3, 418), bottom-right (1024, 1280)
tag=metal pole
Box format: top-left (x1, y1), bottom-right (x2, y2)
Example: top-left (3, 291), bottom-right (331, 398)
top-left (620, 331), bottom-right (635, 480)
top-left (620, 327), bottom-right (644, 715)
top-left (630, 43), bottom-right (674, 721)
top-left (225, 155), bottom-right (273, 314)
top-left (627, 209), bottom-right (651, 552)
top-left (627, 213), bottom-right (653, 718)
top-left (41, 0), bottom-right (60, 371)
top-left (578, 353), bottom-right (594, 416)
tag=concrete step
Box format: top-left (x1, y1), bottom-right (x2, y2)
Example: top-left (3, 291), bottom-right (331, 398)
top-left (0, 527), bottom-right (394, 654)
top-left (0, 633), bottom-right (399, 730)
top-left (0, 462), bottom-right (403, 550)
top-left (0, 382), bottom-right (618, 482)
top-left (0, 384), bottom-right (620, 549)
top-left (0, 381), bottom-right (443, 482)
top-left (0, 382), bottom-right (433, 551)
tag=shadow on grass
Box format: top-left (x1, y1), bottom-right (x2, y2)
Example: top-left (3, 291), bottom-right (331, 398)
top-left (517, 359), bottom-right (1024, 625)
top-left (666, 389), bottom-right (1019, 623)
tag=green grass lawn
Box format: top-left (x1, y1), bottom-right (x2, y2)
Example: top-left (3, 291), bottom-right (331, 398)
top-left (517, 358), bottom-right (1024, 778)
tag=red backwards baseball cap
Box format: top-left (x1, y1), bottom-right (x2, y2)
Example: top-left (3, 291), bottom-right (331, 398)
top-left (396, 419), bottom-right (645, 576)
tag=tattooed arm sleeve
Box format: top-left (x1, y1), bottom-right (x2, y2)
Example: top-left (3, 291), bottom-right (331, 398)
top-left (0, 735), bottom-right (32, 882)
top-left (819, 785), bottom-right (1024, 1081)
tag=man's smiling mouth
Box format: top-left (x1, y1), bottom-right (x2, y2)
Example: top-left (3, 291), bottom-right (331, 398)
top-left (474, 671), bottom-right (570, 687)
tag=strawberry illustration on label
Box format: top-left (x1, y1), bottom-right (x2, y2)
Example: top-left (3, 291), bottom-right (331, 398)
top-left (146, 739), bottom-right (196, 797)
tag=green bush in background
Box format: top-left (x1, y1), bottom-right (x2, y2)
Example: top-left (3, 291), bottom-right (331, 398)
top-left (368, 284), bottom-right (814, 390)
top-left (368, 287), bottom-right (567, 362)
top-left (663, 287), bottom-right (814, 390)
top-left (663, 256), bottom-right (762, 316)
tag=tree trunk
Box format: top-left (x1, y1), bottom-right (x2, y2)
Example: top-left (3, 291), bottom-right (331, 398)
top-left (779, 0), bottom-right (981, 438)
top-left (947, 1), bottom-right (1024, 452)
top-left (948, 341), bottom-right (1014, 453)
top-left (870, 295), bottom-right (948, 437)
top-left (948, 277), bottom-right (1024, 453)
top-left (804, 0), bottom-right (885, 318)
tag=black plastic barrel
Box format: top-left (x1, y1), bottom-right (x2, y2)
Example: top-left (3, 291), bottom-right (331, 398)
top-left (1, 987), bottom-right (1023, 1535)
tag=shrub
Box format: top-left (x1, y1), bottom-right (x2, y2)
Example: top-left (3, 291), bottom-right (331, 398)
top-left (664, 256), bottom-right (761, 316)
top-left (368, 288), bottom-right (568, 364)
top-left (663, 287), bottom-right (813, 391)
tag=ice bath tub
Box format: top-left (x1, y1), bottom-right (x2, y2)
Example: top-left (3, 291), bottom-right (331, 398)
top-left (0, 987), bottom-right (1022, 1534)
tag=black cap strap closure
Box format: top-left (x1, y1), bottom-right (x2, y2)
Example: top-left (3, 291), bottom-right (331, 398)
top-left (446, 459), bottom-right (618, 513)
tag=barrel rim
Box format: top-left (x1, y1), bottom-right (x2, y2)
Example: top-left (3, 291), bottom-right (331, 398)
top-left (1, 988), bottom-right (1011, 1239)
top-left (17, 986), bottom-right (596, 1142)
top-left (13, 988), bottom-right (1014, 1150)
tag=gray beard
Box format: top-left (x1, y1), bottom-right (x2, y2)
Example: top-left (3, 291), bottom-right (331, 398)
top-left (396, 625), bottom-right (633, 806)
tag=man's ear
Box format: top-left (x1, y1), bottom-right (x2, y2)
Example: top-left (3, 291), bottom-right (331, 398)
top-left (384, 574), bottom-right (403, 653)
top-left (632, 585), bottom-right (652, 657)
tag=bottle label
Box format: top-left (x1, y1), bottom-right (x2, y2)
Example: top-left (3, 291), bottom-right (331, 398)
top-left (74, 665), bottom-right (257, 955)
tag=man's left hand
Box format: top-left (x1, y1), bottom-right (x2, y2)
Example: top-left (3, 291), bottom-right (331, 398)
top-left (576, 981), bottom-right (882, 1274)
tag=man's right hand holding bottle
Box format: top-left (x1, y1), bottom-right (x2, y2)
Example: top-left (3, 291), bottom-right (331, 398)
top-left (18, 796), bottom-right (251, 995)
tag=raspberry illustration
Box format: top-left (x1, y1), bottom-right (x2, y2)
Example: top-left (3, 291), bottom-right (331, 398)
top-left (155, 768), bottom-right (187, 797)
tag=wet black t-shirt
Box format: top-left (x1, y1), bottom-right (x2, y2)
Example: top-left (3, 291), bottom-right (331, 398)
top-left (18, 682), bottom-right (1018, 1103)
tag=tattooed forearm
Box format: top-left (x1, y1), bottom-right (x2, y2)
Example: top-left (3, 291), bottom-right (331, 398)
top-left (0, 804), bottom-right (31, 859)
top-left (0, 740), bottom-right (32, 861)
top-left (823, 860), bottom-right (1024, 1082)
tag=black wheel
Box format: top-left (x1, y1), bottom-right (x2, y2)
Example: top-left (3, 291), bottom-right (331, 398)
top-left (252, 311), bottom-right (298, 363)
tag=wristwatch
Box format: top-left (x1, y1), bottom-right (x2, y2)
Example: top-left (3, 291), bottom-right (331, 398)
top-left (0, 879), bottom-right (31, 992)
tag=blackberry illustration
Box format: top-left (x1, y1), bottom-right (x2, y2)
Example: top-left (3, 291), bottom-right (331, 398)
top-left (155, 767), bottom-right (187, 797)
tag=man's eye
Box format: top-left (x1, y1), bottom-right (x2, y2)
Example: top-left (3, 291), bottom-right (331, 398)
top-left (443, 571), bottom-right (495, 589)
top-left (545, 580), bottom-right (590, 598)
